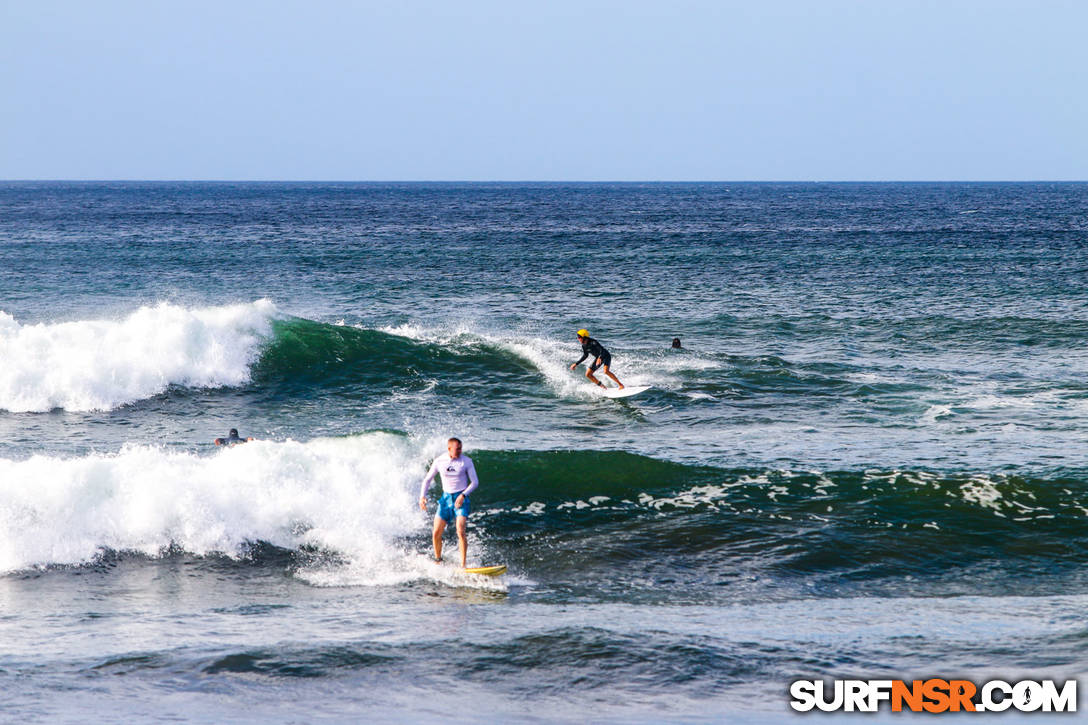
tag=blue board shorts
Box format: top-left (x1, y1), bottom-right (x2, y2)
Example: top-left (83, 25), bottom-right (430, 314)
top-left (437, 491), bottom-right (471, 523)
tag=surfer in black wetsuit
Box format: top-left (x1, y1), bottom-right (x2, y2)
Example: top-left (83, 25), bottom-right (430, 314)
top-left (214, 428), bottom-right (254, 446)
top-left (569, 329), bottom-right (624, 389)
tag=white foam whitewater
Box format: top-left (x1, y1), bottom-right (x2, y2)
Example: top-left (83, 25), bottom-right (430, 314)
top-left (0, 433), bottom-right (474, 587)
top-left (0, 300), bottom-right (279, 412)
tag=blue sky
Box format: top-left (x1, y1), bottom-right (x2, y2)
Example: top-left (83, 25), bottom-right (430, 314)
top-left (2, 1), bottom-right (1085, 180)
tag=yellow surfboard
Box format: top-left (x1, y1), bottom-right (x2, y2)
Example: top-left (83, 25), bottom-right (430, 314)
top-left (463, 565), bottom-right (507, 576)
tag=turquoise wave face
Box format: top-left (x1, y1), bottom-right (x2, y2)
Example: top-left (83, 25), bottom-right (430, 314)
top-left (461, 450), bottom-right (1088, 600)
top-left (250, 317), bottom-right (539, 389)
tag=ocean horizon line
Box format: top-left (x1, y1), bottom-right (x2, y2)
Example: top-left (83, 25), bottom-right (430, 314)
top-left (2, 178), bottom-right (1087, 184)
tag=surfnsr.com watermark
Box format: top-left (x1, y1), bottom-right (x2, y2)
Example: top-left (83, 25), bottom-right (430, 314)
top-left (790, 679), bottom-right (1077, 713)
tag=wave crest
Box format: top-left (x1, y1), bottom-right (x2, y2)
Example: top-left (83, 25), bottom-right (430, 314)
top-left (0, 432), bottom-right (430, 574)
top-left (0, 300), bottom-right (279, 412)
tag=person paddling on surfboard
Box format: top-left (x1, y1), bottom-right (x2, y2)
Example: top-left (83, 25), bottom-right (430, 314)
top-left (214, 428), bottom-right (253, 446)
top-left (569, 329), bottom-right (624, 389)
top-left (418, 437), bottom-right (479, 568)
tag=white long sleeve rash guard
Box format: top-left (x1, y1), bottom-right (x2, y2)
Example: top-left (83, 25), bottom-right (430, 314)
top-left (419, 453), bottom-right (479, 500)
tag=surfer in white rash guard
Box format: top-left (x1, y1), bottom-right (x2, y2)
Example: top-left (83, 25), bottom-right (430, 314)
top-left (418, 437), bottom-right (479, 568)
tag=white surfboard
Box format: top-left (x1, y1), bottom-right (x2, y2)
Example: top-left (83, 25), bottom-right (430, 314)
top-left (600, 385), bottom-right (650, 399)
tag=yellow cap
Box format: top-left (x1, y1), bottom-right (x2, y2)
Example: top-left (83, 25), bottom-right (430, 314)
top-left (576, 328), bottom-right (589, 337)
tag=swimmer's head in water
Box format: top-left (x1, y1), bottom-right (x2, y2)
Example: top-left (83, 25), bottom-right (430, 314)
top-left (229, 428), bottom-right (239, 437)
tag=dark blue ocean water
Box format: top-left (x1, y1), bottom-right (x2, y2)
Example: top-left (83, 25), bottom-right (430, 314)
top-left (2, 182), bottom-right (1087, 722)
